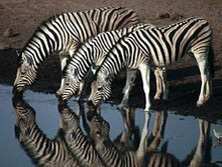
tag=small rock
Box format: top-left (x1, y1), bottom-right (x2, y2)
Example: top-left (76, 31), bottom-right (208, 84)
top-left (3, 28), bottom-right (14, 37)
top-left (171, 14), bottom-right (185, 21)
top-left (0, 41), bottom-right (11, 50)
top-left (156, 12), bottom-right (170, 19)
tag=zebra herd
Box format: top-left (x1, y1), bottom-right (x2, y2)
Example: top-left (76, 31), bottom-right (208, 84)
top-left (12, 6), bottom-right (214, 111)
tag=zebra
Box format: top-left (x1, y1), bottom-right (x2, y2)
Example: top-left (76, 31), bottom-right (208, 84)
top-left (59, 23), bottom-right (168, 108)
top-left (58, 102), bottom-right (106, 167)
top-left (12, 98), bottom-right (80, 167)
top-left (12, 6), bottom-right (140, 97)
top-left (86, 108), bottom-right (150, 167)
top-left (88, 17), bottom-right (214, 111)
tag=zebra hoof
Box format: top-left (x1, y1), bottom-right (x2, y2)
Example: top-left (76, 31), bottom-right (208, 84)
top-left (197, 95), bottom-right (210, 107)
top-left (144, 106), bottom-right (151, 112)
top-left (196, 100), bottom-right (204, 107)
top-left (144, 108), bottom-right (151, 112)
top-left (154, 94), bottom-right (161, 100)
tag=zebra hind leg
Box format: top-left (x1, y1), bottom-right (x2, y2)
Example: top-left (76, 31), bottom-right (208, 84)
top-left (195, 53), bottom-right (211, 107)
top-left (153, 67), bottom-right (168, 100)
top-left (160, 67), bottom-right (168, 100)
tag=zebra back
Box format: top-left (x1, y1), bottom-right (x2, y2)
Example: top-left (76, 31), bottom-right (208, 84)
top-left (129, 17), bottom-right (212, 66)
top-left (13, 98), bottom-right (79, 167)
top-left (87, 6), bottom-right (140, 32)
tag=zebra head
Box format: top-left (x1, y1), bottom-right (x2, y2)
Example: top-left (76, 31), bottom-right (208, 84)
top-left (60, 65), bottom-right (81, 101)
top-left (13, 52), bottom-right (37, 97)
top-left (58, 102), bottom-right (80, 142)
top-left (13, 97), bottom-right (36, 143)
top-left (88, 74), bottom-right (112, 107)
top-left (86, 110), bottom-right (110, 145)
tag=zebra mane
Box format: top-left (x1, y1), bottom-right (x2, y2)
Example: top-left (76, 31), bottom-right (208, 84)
top-left (21, 15), bottom-right (60, 53)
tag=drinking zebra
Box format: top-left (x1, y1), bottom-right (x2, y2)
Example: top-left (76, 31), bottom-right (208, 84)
top-left (58, 102), bottom-right (106, 167)
top-left (12, 6), bottom-right (140, 97)
top-left (59, 23), bottom-right (168, 108)
top-left (88, 17), bottom-right (214, 111)
top-left (13, 98), bottom-right (80, 167)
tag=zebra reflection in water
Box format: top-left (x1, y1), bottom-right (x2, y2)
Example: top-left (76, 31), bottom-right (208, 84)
top-left (12, 98), bottom-right (80, 167)
top-left (86, 107), bottom-right (150, 167)
top-left (58, 102), bottom-right (106, 167)
top-left (85, 106), bottom-right (213, 167)
top-left (13, 98), bottom-right (213, 166)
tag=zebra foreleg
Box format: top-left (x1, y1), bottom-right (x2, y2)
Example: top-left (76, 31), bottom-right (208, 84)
top-left (118, 70), bottom-right (137, 110)
top-left (153, 67), bottom-right (163, 100)
top-left (153, 67), bottom-right (168, 100)
top-left (139, 65), bottom-right (151, 112)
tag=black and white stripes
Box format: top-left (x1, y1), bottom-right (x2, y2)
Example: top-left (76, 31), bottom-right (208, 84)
top-left (12, 6), bottom-right (140, 96)
top-left (59, 23), bottom-right (155, 102)
top-left (13, 99), bottom-right (80, 167)
top-left (88, 17), bottom-right (214, 111)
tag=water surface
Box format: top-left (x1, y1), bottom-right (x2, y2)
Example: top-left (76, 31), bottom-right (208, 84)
top-left (0, 84), bottom-right (221, 166)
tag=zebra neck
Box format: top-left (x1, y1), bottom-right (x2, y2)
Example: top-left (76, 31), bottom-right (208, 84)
top-left (71, 53), bottom-right (93, 82)
top-left (19, 124), bottom-right (69, 165)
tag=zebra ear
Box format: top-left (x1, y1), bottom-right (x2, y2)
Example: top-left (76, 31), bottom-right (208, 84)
top-left (16, 50), bottom-right (22, 66)
top-left (16, 49), bottom-right (22, 56)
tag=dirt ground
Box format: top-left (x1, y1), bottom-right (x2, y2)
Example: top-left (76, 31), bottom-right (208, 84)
top-left (0, 0), bottom-right (222, 122)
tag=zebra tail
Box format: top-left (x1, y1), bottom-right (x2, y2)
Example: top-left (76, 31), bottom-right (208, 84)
top-left (208, 44), bottom-right (215, 78)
